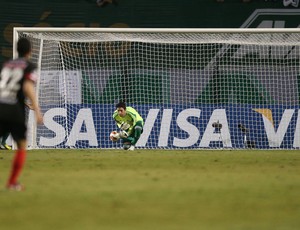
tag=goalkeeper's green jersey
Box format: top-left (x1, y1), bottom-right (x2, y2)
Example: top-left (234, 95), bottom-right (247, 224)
top-left (113, 106), bottom-right (144, 135)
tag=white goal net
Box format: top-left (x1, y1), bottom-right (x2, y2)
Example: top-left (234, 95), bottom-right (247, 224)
top-left (14, 27), bottom-right (300, 149)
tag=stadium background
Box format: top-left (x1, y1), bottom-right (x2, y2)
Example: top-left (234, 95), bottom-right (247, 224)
top-left (1, 0), bottom-right (299, 63)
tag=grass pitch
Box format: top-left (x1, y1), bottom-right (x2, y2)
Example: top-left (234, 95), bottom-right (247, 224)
top-left (0, 149), bottom-right (300, 230)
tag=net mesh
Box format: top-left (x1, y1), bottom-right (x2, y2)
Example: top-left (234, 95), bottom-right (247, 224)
top-left (16, 29), bottom-right (300, 149)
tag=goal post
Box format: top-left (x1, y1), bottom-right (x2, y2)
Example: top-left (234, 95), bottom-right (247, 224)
top-left (13, 27), bottom-right (300, 149)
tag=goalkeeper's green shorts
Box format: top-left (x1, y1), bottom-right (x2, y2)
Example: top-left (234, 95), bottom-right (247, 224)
top-left (122, 121), bottom-right (143, 144)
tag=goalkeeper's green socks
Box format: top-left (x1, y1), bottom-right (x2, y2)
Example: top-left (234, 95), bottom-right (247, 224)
top-left (132, 128), bottom-right (142, 145)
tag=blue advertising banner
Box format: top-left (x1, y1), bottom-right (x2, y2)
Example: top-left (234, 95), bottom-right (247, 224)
top-left (37, 104), bottom-right (300, 149)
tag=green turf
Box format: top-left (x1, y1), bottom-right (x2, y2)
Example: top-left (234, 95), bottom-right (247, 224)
top-left (0, 149), bottom-right (300, 230)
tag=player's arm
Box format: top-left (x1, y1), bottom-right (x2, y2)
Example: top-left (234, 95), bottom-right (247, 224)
top-left (23, 79), bottom-right (43, 124)
top-left (25, 102), bottom-right (34, 110)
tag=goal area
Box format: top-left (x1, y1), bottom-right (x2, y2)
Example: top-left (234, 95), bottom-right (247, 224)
top-left (13, 27), bottom-right (300, 149)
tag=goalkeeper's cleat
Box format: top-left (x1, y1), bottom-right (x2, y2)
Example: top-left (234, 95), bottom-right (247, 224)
top-left (7, 183), bottom-right (25, 192)
top-left (123, 142), bottom-right (132, 150)
top-left (123, 144), bottom-right (135, 151)
top-left (128, 145), bottom-right (135, 151)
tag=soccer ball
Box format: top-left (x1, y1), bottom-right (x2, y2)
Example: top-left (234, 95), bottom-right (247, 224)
top-left (109, 131), bottom-right (120, 142)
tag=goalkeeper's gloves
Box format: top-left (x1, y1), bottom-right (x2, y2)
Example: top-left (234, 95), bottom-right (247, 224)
top-left (120, 122), bottom-right (130, 131)
top-left (119, 130), bottom-right (129, 139)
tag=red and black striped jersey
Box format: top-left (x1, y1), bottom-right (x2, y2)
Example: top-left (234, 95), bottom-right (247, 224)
top-left (0, 58), bottom-right (37, 123)
top-left (0, 58), bottom-right (37, 105)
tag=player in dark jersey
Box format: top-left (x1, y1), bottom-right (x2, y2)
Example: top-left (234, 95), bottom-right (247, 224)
top-left (0, 37), bottom-right (43, 191)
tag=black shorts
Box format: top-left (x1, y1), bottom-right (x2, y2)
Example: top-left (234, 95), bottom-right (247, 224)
top-left (0, 122), bottom-right (27, 142)
top-left (0, 103), bottom-right (26, 141)
top-left (0, 103), bottom-right (26, 123)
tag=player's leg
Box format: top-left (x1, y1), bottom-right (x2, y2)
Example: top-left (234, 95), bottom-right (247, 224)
top-left (121, 136), bottom-right (135, 150)
top-left (6, 123), bottom-right (27, 191)
top-left (132, 121), bottom-right (143, 144)
top-left (121, 121), bottom-right (143, 150)
top-left (0, 124), bottom-right (7, 150)
top-left (0, 131), bottom-right (12, 150)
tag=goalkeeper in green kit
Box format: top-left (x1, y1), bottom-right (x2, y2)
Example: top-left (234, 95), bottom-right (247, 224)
top-left (113, 101), bottom-right (144, 151)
